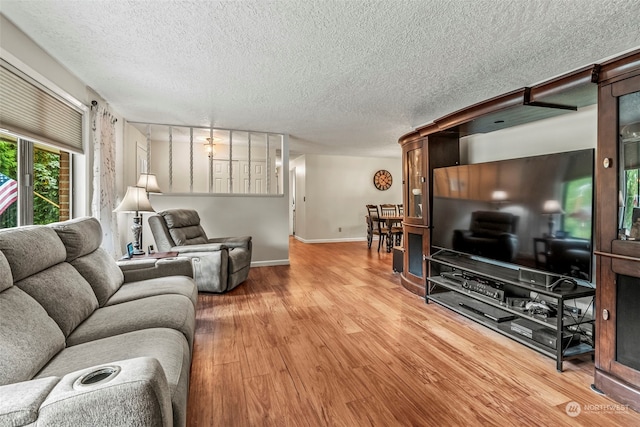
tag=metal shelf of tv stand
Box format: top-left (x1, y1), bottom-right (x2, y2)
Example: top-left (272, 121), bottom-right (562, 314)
top-left (427, 291), bottom-right (594, 369)
top-left (426, 251), bottom-right (595, 372)
top-left (427, 250), bottom-right (596, 300)
top-left (426, 275), bottom-right (595, 329)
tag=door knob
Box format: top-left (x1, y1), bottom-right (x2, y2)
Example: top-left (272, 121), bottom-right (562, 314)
top-left (603, 309), bottom-right (610, 320)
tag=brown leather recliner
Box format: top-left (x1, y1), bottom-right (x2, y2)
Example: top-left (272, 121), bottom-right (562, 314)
top-left (148, 209), bottom-right (252, 293)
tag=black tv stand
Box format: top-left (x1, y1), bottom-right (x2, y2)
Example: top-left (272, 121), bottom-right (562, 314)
top-left (426, 250), bottom-right (595, 372)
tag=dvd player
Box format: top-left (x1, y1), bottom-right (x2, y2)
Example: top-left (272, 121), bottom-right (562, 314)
top-left (510, 319), bottom-right (581, 349)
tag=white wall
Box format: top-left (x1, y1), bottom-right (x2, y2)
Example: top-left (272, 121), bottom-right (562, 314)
top-left (292, 153), bottom-right (403, 243)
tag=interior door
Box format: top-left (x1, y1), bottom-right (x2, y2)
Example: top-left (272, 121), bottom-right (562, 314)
top-left (290, 168), bottom-right (296, 236)
top-left (212, 160), bottom-right (239, 193)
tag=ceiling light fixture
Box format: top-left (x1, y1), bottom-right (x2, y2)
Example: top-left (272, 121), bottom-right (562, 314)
top-left (205, 137), bottom-right (216, 158)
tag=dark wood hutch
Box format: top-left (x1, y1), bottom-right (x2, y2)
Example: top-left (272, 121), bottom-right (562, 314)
top-left (594, 51), bottom-right (640, 412)
top-left (397, 49), bottom-right (640, 409)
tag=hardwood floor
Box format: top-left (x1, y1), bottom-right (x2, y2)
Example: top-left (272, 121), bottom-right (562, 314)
top-left (187, 238), bottom-right (639, 426)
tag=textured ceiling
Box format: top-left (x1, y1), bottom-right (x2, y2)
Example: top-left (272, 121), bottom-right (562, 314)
top-left (1, 1), bottom-right (639, 158)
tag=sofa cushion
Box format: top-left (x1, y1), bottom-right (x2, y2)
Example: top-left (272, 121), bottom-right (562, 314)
top-left (170, 228), bottom-right (208, 246)
top-left (0, 251), bottom-right (12, 292)
top-left (0, 226), bottom-right (66, 281)
top-left (16, 263), bottom-right (99, 337)
top-left (67, 294), bottom-right (195, 349)
top-left (49, 216), bottom-right (102, 261)
top-left (71, 248), bottom-right (124, 307)
top-left (0, 286), bottom-right (65, 385)
top-left (107, 275), bottom-right (197, 307)
top-left (36, 328), bottom-right (191, 427)
top-left (49, 217), bottom-right (124, 306)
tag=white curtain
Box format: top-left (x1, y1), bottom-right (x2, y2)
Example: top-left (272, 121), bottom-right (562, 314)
top-left (91, 104), bottom-right (119, 256)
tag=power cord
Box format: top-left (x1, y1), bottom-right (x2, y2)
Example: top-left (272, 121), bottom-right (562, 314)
top-left (548, 277), bottom-right (578, 292)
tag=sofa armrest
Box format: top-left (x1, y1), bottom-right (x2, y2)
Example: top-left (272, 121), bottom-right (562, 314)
top-left (1, 358), bottom-right (173, 427)
top-left (118, 257), bottom-right (193, 283)
top-left (0, 377), bottom-right (59, 426)
top-left (180, 251), bottom-right (229, 293)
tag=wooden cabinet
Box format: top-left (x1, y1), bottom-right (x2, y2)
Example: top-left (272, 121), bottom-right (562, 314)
top-left (594, 51), bottom-right (640, 412)
top-left (399, 133), bottom-right (459, 296)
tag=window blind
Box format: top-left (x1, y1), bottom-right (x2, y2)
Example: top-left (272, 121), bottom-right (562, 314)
top-left (0, 62), bottom-right (83, 153)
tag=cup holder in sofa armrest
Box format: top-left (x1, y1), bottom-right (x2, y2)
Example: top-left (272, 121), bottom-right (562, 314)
top-left (73, 366), bottom-right (121, 390)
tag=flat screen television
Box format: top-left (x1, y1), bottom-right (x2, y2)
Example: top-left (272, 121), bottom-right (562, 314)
top-left (432, 149), bottom-right (594, 282)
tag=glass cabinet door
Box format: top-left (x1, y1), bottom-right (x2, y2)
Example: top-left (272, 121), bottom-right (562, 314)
top-left (618, 90), bottom-right (640, 240)
top-left (406, 146), bottom-right (423, 219)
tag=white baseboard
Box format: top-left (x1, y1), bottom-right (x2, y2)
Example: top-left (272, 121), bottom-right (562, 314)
top-left (251, 259), bottom-right (290, 267)
top-left (293, 236), bottom-right (370, 244)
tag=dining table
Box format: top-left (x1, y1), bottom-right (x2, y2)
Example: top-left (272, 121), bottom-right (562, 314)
top-left (372, 214), bottom-right (403, 252)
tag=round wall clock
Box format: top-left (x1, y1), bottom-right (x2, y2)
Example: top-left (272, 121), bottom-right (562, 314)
top-left (373, 169), bottom-right (392, 191)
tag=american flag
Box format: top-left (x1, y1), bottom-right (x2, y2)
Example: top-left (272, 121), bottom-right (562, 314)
top-left (0, 172), bottom-right (18, 215)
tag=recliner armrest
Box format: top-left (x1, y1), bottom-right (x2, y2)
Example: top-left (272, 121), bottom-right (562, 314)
top-left (207, 236), bottom-right (252, 250)
top-left (171, 243), bottom-right (227, 253)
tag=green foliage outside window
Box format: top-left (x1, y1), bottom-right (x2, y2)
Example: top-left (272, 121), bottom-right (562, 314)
top-left (622, 169), bottom-right (639, 230)
top-left (0, 140), bottom-right (18, 228)
top-left (33, 147), bottom-right (60, 225)
top-left (0, 139), bottom-right (61, 227)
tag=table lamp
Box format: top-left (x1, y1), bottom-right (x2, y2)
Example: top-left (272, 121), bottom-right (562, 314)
top-left (114, 186), bottom-right (154, 255)
top-left (543, 199), bottom-right (564, 238)
top-left (136, 173), bottom-right (162, 194)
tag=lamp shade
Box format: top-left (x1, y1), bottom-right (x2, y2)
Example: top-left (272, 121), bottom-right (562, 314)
top-left (543, 199), bottom-right (564, 214)
top-left (136, 173), bottom-right (162, 193)
top-left (114, 186), bottom-right (154, 213)
top-left (491, 190), bottom-right (508, 201)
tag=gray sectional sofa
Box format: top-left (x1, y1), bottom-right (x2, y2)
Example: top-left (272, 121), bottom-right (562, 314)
top-left (0, 217), bottom-right (198, 427)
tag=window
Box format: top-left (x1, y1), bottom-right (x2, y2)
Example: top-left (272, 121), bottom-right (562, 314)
top-left (0, 131), bottom-right (71, 228)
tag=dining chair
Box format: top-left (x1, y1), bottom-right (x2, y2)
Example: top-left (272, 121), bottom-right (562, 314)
top-left (379, 204), bottom-right (397, 217)
top-left (366, 204), bottom-right (388, 252)
top-left (379, 204), bottom-right (403, 248)
top-left (397, 204), bottom-right (404, 216)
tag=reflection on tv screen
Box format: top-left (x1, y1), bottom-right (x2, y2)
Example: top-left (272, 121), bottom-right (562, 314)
top-left (432, 149), bottom-right (594, 281)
